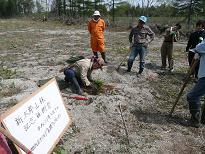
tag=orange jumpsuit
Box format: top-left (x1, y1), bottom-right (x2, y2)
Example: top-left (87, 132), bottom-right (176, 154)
top-left (88, 18), bottom-right (105, 52)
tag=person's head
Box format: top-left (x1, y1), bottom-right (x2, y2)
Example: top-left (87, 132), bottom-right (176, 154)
top-left (91, 57), bottom-right (104, 70)
top-left (175, 23), bottom-right (182, 30)
top-left (93, 10), bottom-right (101, 21)
top-left (138, 16), bottom-right (147, 28)
top-left (196, 20), bottom-right (204, 30)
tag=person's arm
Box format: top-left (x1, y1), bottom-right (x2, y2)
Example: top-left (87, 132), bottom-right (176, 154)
top-left (196, 40), bottom-right (205, 54)
top-left (186, 33), bottom-right (193, 52)
top-left (88, 21), bottom-right (91, 34)
top-left (102, 19), bottom-right (105, 32)
top-left (87, 70), bottom-right (93, 82)
top-left (174, 31), bottom-right (180, 42)
top-left (80, 65), bottom-right (91, 86)
top-left (129, 28), bottom-right (134, 43)
top-left (147, 27), bottom-right (155, 43)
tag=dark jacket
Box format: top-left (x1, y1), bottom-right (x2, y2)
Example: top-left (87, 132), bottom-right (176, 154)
top-left (186, 30), bottom-right (205, 52)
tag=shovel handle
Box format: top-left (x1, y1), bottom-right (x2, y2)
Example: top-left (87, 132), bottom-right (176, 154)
top-left (116, 49), bottom-right (130, 70)
top-left (169, 59), bottom-right (199, 116)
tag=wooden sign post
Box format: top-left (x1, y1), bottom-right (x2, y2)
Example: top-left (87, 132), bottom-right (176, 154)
top-left (1, 78), bottom-right (72, 154)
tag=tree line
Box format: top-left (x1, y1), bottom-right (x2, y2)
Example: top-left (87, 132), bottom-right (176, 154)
top-left (0, 0), bottom-right (204, 24)
top-left (0, 0), bottom-right (34, 17)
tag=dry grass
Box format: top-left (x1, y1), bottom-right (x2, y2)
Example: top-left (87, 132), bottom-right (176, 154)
top-left (0, 18), bottom-right (204, 154)
top-left (0, 82), bottom-right (21, 97)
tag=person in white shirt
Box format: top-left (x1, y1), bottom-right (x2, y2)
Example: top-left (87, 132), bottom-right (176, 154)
top-left (186, 39), bottom-right (205, 128)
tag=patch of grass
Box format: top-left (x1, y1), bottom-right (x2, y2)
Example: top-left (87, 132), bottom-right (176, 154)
top-left (94, 102), bottom-right (108, 114)
top-left (0, 99), bottom-right (18, 114)
top-left (84, 144), bottom-right (95, 154)
top-left (52, 146), bottom-right (67, 154)
top-left (150, 70), bottom-right (190, 110)
top-left (173, 47), bottom-right (187, 59)
top-left (6, 98), bottom-right (18, 107)
top-left (71, 123), bottom-right (81, 134)
top-left (93, 79), bottom-right (103, 92)
top-left (83, 79), bottom-right (106, 95)
top-left (0, 66), bottom-right (18, 79)
top-left (116, 136), bottom-right (130, 153)
top-left (0, 82), bottom-right (21, 97)
top-left (112, 46), bottom-right (129, 54)
top-left (150, 47), bottom-right (160, 52)
top-left (94, 102), bottom-right (107, 113)
top-left (116, 145), bottom-right (129, 153)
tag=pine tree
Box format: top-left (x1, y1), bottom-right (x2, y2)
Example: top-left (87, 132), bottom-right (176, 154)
top-left (173, 0), bottom-right (203, 30)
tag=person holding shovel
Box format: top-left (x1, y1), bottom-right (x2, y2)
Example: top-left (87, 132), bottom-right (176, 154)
top-left (127, 16), bottom-right (155, 74)
top-left (63, 57), bottom-right (105, 95)
top-left (160, 23), bottom-right (181, 72)
top-left (186, 39), bottom-right (205, 128)
top-left (186, 20), bottom-right (205, 79)
top-left (88, 11), bottom-right (107, 63)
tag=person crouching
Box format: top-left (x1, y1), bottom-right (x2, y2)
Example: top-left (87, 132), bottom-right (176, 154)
top-left (64, 57), bottom-right (104, 95)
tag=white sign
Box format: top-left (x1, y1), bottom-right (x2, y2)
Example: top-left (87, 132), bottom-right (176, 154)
top-left (1, 78), bottom-right (71, 154)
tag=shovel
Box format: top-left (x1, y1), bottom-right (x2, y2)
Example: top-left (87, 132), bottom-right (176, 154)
top-left (169, 58), bottom-right (199, 116)
top-left (116, 49), bottom-right (130, 71)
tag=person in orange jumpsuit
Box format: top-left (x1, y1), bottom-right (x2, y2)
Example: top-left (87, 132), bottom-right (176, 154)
top-left (88, 10), bottom-right (107, 63)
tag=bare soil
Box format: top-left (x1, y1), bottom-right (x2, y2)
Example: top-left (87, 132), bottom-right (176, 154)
top-left (0, 19), bottom-right (204, 154)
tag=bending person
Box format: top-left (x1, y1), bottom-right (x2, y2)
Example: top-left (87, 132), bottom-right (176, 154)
top-left (63, 57), bottom-right (104, 95)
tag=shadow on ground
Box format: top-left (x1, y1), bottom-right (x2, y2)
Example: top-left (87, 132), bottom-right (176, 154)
top-left (130, 108), bottom-right (188, 127)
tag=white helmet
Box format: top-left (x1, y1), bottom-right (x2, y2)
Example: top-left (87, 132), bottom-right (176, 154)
top-left (93, 10), bottom-right (101, 16)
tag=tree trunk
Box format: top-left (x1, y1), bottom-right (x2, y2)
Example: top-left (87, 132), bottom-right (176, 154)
top-left (187, 0), bottom-right (193, 30)
top-left (112, 0), bottom-right (114, 22)
top-left (95, 0), bottom-right (97, 10)
top-left (63, 0), bottom-right (66, 14)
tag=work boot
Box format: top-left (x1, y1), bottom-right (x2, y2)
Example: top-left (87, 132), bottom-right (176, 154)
top-left (127, 60), bottom-right (133, 72)
top-left (138, 68), bottom-right (144, 74)
top-left (201, 105), bottom-right (205, 124)
top-left (93, 52), bottom-right (98, 58)
top-left (189, 111), bottom-right (201, 128)
top-left (101, 52), bottom-right (107, 63)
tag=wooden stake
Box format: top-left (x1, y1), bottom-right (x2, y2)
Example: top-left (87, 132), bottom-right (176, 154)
top-left (116, 50), bottom-right (130, 71)
top-left (118, 103), bottom-right (130, 152)
top-left (169, 59), bottom-right (199, 116)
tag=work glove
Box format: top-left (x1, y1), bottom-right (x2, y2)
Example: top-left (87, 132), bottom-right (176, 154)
top-left (199, 37), bottom-right (203, 43)
top-left (194, 53), bottom-right (200, 60)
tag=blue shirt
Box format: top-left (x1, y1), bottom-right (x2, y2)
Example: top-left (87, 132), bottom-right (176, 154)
top-left (196, 39), bottom-right (205, 78)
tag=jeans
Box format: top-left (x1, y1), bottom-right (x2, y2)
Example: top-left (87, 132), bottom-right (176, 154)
top-left (64, 68), bottom-right (82, 94)
top-left (127, 44), bottom-right (146, 71)
top-left (187, 77), bottom-right (205, 116)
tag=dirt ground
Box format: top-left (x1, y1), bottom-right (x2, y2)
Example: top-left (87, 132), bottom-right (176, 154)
top-left (0, 19), bottom-right (205, 154)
